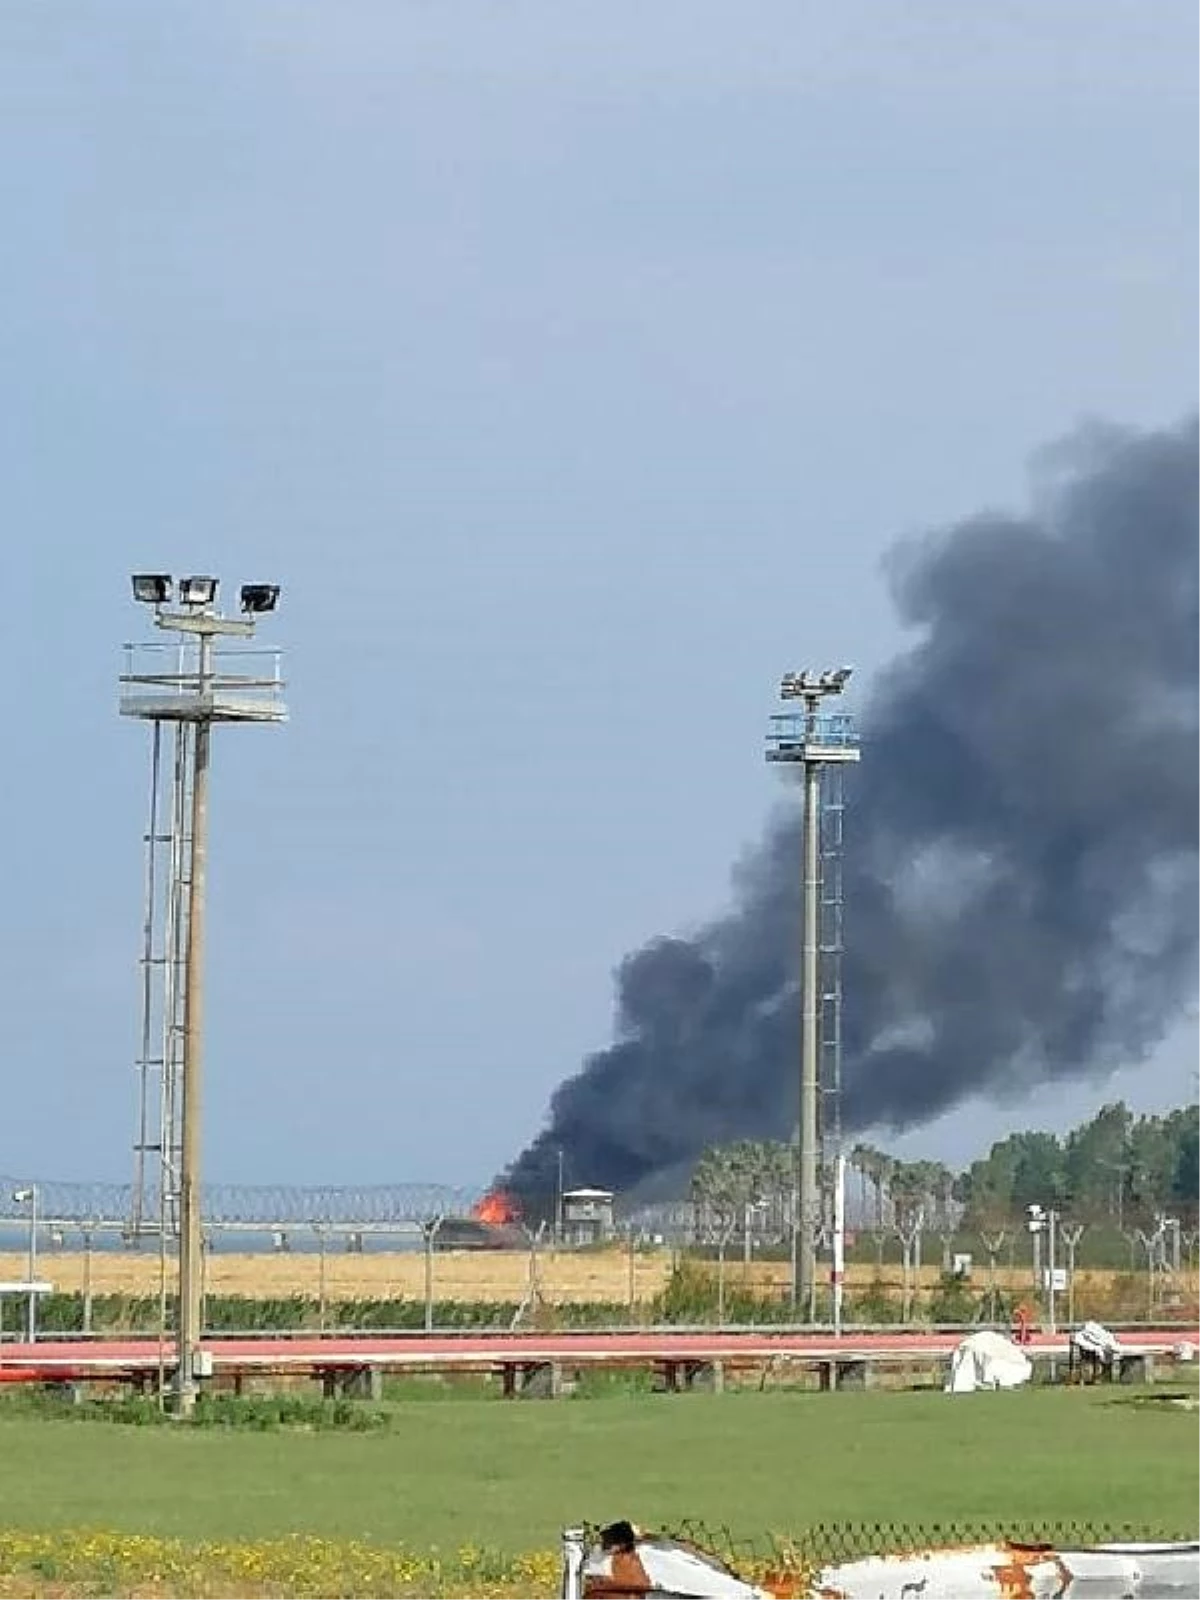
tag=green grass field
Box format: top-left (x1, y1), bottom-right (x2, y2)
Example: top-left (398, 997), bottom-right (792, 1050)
top-left (0, 1386), bottom-right (1195, 1552)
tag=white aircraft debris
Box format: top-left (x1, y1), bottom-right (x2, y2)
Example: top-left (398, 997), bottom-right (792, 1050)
top-left (807, 1540), bottom-right (1200, 1599)
top-left (560, 1524), bottom-right (1200, 1599)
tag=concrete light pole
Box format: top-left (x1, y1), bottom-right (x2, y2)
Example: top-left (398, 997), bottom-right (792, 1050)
top-left (831, 1152), bottom-right (846, 1337)
top-left (766, 669), bottom-right (859, 1312)
top-left (12, 1187), bottom-right (38, 1342)
top-left (121, 576), bottom-right (285, 1415)
top-left (1027, 1203), bottom-right (1061, 1334)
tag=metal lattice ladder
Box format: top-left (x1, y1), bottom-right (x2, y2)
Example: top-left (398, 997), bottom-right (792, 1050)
top-left (130, 716), bottom-right (194, 1244)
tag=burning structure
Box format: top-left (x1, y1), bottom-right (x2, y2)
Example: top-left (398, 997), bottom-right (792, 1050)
top-left (434, 1190), bottom-right (525, 1251)
top-left (473, 1190), bottom-right (520, 1227)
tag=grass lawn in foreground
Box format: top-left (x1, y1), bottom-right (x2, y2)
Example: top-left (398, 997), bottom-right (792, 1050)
top-left (0, 1387), bottom-right (1194, 1551)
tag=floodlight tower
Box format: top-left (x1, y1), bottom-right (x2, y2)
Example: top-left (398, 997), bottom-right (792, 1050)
top-left (120, 576), bottom-right (285, 1414)
top-left (766, 669), bottom-right (860, 1313)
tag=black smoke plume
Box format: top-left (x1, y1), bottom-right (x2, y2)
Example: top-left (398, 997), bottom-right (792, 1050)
top-left (502, 418), bottom-right (1199, 1204)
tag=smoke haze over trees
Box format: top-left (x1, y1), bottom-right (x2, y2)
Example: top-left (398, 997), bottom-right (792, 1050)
top-left (502, 418), bottom-right (1199, 1205)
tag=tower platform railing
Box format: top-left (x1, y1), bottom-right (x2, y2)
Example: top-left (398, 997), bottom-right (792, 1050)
top-left (765, 712), bottom-right (860, 762)
top-left (119, 641), bottom-right (287, 724)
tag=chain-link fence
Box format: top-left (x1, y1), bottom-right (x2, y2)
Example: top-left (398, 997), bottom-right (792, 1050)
top-left (665, 1516), bottom-right (1200, 1568)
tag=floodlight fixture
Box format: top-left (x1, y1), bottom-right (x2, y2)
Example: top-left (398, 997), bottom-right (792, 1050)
top-left (240, 583), bottom-right (280, 615)
top-left (781, 667), bottom-right (852, 700)
top-left (179, 575), bottom-right (219, 608)
top-left (131, 574), bottom-right (173, 606)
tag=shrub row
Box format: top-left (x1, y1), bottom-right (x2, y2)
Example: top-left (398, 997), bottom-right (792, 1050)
top-left (20, 1261), bottom-right (1193, 1336)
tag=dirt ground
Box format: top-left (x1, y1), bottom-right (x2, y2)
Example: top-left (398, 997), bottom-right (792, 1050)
top-left (6, 1247), bottom-right (1188, 1310)
top-left (0, 1247), bottom-right (663, 1304)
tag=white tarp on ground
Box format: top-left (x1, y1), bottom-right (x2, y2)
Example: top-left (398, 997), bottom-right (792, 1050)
top-left (944, 1330), bottom-right (1034, 1393)
top-left (810, 1542), bottom-right (1200, 1599)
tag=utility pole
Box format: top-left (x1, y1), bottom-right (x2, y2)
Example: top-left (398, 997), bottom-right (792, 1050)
top-left (176, 626), bottom-right (211, 1414)
top-left (1026, 1203), bottom-right (1061, 1334)
top-left (121, 575), bottom-right (285, 1415)
top-left (799, 709), bottom-right (821, 1308)
top-left (766, 669), bottom-right (859, 1312)
top-left (1047, 1207), bottom-right (1058, 1336)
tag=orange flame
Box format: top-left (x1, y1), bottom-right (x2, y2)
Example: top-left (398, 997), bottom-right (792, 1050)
top-left (472, 1190), bottom-right (519, 1226)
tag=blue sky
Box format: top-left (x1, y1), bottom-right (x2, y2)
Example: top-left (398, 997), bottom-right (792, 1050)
top-left (1, 1), bottom-right (1196, 1188)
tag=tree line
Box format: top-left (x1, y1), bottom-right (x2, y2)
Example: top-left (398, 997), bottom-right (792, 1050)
top-left (690, 1100), bottom-right (1198, 1236)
